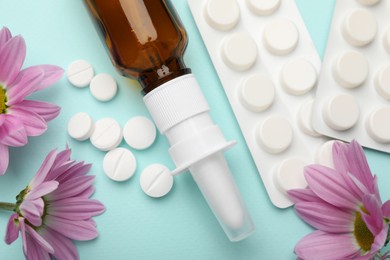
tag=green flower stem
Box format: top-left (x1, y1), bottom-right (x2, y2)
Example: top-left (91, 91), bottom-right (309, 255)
top-left (0, 202), bottom-right (16, 211)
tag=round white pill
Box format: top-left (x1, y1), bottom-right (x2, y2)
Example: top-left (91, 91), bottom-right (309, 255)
top-left (332, 51), bottom-right (369, 89)
top-left (239, 74), bottom-right (275, 112)
top-left (67, 112), bottom-right (95, 141)
top-left (204, 0), bottom-right (240, 31)
top-left (67, 60), bottom-right (94, 88)
top-left (375, 65), bottom-right (390, 100)
top-left (90, 118), bottom-right (122, 151)
top-left (298, 99), bottom-right (322, 137)
top-left (123, 116), bottom-right (156, 150)
top-left (140, 164), bottom-right (173, 198)
top-left (103, 148), bottom-right (136, 182)
top-left (366, 106), bottom-right (390, 143)
top-left (263, 19), bottom-right (299, 56)
top-left (342, 9), bottom-right (377, 47)
top-left (323, 94), bottom-right (360, 131)
top-left (221, 32), bottom-right (257, 71)
top-left (246, 0), bottom-right (281, 16)
top-left (90, 73), bottom-right (117, 102)
top-left (315, 140), bottom-right (336, 169)
top-left (274, 158), bottom-right (308, 194)
top-left (281, 59), bottom-right (317, 96)
top-left (356, 0), bottom-right (381, 6)
top-left (384, 28), bottom-right (390, 55)
top-left (256, 116), bottom-right (293, 154)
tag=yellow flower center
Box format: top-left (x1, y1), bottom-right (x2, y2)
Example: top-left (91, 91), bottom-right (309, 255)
top-left (0, 86), bottom-right (7, 114)
top-left (354, 211), bottom-right (374, 252)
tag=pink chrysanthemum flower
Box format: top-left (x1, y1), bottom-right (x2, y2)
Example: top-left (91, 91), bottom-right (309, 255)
top-left (0, 27), bottom-right (63, 175)
top-left (289, 140), bottom-right (390, 260)
top-left (1, 147), bottom-right (105, 260)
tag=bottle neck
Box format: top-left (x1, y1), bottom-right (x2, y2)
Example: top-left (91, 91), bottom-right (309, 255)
top-left (139, 57), bottom-right (191, 95)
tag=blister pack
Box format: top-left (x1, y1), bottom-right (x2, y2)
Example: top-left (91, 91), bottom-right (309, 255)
top-left (312, 0), bottom-right (390, 152)
top-left (188, 0), bottom-right (327, 208)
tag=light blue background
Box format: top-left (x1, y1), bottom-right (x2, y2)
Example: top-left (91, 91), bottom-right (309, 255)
top-left (0, 0), bottom-right (389, 259)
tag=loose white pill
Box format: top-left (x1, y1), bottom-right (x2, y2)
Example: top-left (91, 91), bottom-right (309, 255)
top-left (103, 148), bottom-right (136, 182)
top-left (90, 118), bottom-right (122, 151)
top-left (342, 9), bottom-right (377, 47)
top-left (281, 59), bottom-right (317, 96)
top-left (221, 32), bottom-right (258, 71)
top-left (366, 106), bottom-right (390, 143)
top-left (315, 140), bottom-right (336, 169)
top-left (140, 164), bottom-right (173, 198)
top-left (204, 0), bottom-right (240, 31)
top-left (298, 99), bottom-right (321, 137)
top-left (256, 116), bottom-right (293, 154)
top-left (274, 158), bottom-right (308, 194)
top-left (90, 73), bottom-right (118, 102)
top-left (323, 94), bottom-right (360, 131)
top-left (239, 74), bottom-right (275, 112)
top-left (332, 51), bottom-right (369, 88)
top-left (356, 0), bottom-right (381, 6)
top-left (263, 19), bottom-right (299, 56)
top-left (384, 28), bottom-right (390, 55)
top-left (67, 60), bottom-right (95, 88)
top-left (123, 116), bottom-right (156, 150)
top-left (375, 65), bottom-right (390, 100)
top-left (67, 112), bottom-right (95, 141)
top-left (246, 0), bottom-right (281, 16)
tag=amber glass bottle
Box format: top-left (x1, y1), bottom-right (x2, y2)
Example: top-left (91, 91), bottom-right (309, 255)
top-left (84, 0), bottom-right (254, 242)
top-left (84, 0), bottom-right (191, 93)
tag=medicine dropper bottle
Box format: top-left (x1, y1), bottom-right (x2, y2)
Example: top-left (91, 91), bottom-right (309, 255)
top-left (84, 0), bottom-right (255, 241)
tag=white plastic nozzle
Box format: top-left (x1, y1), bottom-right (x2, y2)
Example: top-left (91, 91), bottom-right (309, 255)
top-left (144, 74), bottom-right (255, 241)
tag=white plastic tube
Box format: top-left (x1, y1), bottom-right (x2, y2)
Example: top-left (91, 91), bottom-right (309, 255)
top-left (144, 74), bottom-right (255, 241)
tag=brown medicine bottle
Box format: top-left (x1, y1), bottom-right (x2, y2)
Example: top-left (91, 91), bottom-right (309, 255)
top-left (84, 0), bottom-right (255, 242)
top-left (84, 0), bottom-right (190, 94)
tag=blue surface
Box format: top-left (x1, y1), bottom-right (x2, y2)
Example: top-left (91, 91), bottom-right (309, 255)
top-left (0, 0), bottom-right (389, 259)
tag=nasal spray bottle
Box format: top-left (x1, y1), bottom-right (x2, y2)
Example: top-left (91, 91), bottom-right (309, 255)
top-left (84, 0), bottom-right (255, 241)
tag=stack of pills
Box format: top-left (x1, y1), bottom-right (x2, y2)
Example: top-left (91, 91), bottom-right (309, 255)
top-left (67, 61), bottom-right (173, 198)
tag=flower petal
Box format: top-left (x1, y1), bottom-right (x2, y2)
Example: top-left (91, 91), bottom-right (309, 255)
top-left (51, 148), bottom-right (72, 170)
top-left (13, 100), bottom-right (60, 122)
top-left (0, 114), bottom-right (5, 126)
top-left (370, 225), bottom-right (388, 254)
top-left (347, 140), bottom-right (376, 194)
top-left (25, 224), bottom-right (54, 254)
top-left (40, 227), bottom-right (79, 260)
top-left (9, 107), bottom-right (47, 136)
top-left (45, 215), bottom-right (98, 241)
top-left (295, 230), bottom-right (359, 260)
top-left (47, 198), bottom-right (105, 220)
top-left (294, 201), bottom-right (354, 233)
top-left (49, 175), bottom-right (95, 201)
top-left (19, 218), bottom-right (28, 255)
top-left (6, 66), bottom-right (44, 106)
top-left (24, 232), bottom-right (51, 260)
top-left (27, 181), bottom-right (59, 200)
top-left (20, 199), bottom-right (42, 227)
top-left (0, 115), bottom-right (28, 147)
top-left (76, 186), bottom-right (95, 198)
top-left (56, 162), bottom-right (91, 183)
top-left (0, 35), bottom-right (25, 86)
top-left (0, 143), bottom-right (9, 175)
top-left (28, 65), bottom-right (64, 91)
top-left (0, 27), bottom-right (12, 47)
top-left (5, 213), bottom-right (19, 244)
top-left (288, 188), bottom-right (323, 204)
top-left (382, 200), bottom-right (390, 218)
top-left (361, 194), bottom-right (385, 236)
top-left (30, 148), bottom-right (57, 189)
top-left (305, 165), bottom-right (360, 210)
